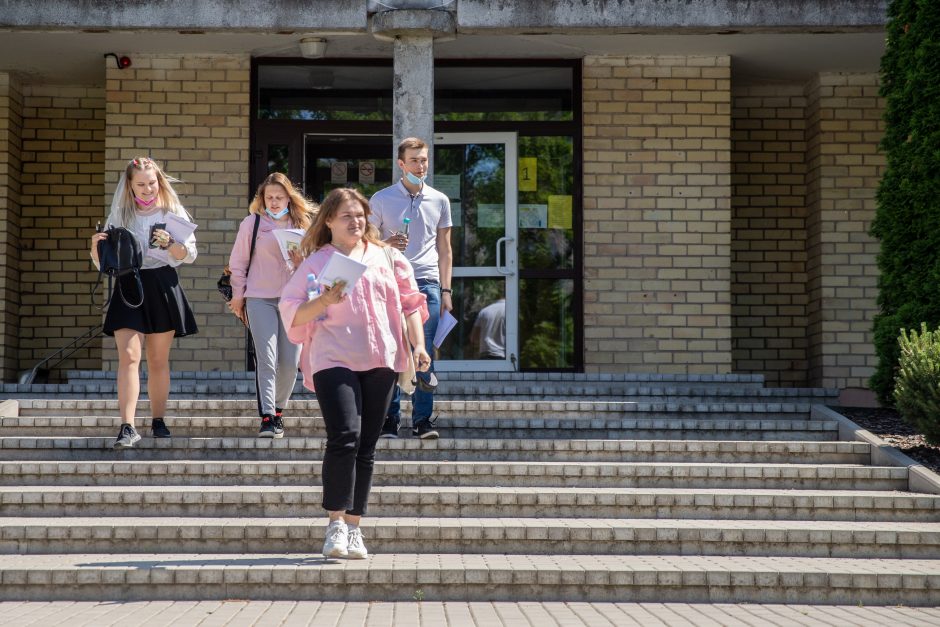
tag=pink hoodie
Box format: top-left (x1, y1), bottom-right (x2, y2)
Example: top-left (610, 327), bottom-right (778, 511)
top-left (228, 213), bottom-right (296, 300)
top-left (279, 242), bottom-right (428, 392)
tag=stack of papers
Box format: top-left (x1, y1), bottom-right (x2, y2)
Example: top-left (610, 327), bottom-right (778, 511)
top-left (148, 213), bottom-right (198, 263)
top-left (273, 229), bottom-right (306, 261)
top-left (318, 251), bottom-right (368, 296)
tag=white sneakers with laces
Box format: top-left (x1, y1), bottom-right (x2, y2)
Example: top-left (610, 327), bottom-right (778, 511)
top-left (346, 527), bottom-right (368, 559)
top-left (322, 520), bottom-right (348, 558)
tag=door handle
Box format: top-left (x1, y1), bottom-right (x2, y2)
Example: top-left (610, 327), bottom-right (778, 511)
top-left (495, 236), bottom-right (514, 275)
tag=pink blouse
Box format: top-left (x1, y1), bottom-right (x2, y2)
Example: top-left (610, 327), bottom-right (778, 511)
top-left (279, 241), bottom-right (429, 392)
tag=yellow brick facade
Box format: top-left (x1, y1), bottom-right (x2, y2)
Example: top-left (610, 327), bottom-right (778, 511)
top-left (731, 84), bottom-right (809, 387)
top-left (17, 84), bottom-right (105, 378)
top-left (582, 55), bottom-right (733, 374)
top-left (805, 73), bottom-right (885, 390)
top-left (0, 73), bottom-right (25, 380)
top-left (103, 54), bottom-right (251, 371)
top-left (0, 58), bottom-right (887, 391)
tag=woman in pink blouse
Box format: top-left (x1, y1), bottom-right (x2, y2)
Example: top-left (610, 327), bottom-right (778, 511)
top-left (279, 187), bottom-right (430, 560)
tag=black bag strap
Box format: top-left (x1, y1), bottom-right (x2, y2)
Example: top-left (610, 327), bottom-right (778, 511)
top-left (247, 213), bottom-right (260, 275)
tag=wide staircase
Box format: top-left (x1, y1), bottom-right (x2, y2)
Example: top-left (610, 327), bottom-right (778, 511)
top-left (0, 372), bottom-right (939, 606)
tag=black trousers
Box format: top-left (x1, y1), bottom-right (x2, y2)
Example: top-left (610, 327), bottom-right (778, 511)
top-left (313, 366), bottom-right (397, 516)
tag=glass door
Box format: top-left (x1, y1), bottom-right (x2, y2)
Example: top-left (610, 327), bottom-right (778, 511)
top-left (433, 132), bottom-right (518, 372)
top-left (303, 134), bottom-right (394, 202)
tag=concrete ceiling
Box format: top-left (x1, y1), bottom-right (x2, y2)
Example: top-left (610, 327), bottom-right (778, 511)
top-left (0, 29), bottom-right (885, 86)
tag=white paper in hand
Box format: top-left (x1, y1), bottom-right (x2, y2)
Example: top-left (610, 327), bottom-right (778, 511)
top-left (273, 229), bottom-right (305, 261)
top-left (433, 310), bottom-right (458, 349)
top-left (318, 250), bottom-right (368, 296)
top-left (148, 213), bottom-right (198, 263)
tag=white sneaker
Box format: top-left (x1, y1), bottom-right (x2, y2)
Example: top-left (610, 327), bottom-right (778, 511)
top-left (322, 520), bottom-right (348, 558)
top-left (346, 527), bottom-right (368, 559)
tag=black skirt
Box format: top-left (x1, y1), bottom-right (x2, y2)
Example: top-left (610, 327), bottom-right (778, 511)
top-left (103, 265), bottom-right (198, 337)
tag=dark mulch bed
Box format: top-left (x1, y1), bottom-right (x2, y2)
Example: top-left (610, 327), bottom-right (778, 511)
top-left (829, 406), bottom-right (940, 475)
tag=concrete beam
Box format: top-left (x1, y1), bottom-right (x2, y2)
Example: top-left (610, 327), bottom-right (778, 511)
top-left (0, 0), bottom-right (367, 31)
top-left (371, 9), bottom-right (456, 40)
top-left (456, 0), bottom-right (888, 33)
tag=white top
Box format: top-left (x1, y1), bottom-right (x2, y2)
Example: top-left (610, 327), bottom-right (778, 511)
top-left (93, 206), bottom-right (198, 270)
top-left (474, 299), bottom-right (506, 358)
top-left (369, 181), bottom-right (452, 282)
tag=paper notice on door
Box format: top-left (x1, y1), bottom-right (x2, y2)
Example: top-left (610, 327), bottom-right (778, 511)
top-left (519, 157), bottom-right (538, 192)
top-left (330, 161), bottom-right (348, 184)
top-left (434, 174), bottom-right (461, 201)
top-left (519, 204), bottom-right (548, 229)
top-left (358, 161), bottom-right (375, 184)
top-left (548, 195), bottom-right (572, 229)
top-left (433, 310), bottom-right (458, 349)
top-left (477, 203), bottom-right (505, 229)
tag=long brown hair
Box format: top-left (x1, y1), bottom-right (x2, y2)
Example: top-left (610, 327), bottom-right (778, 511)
top-left (300, 187), bottom-right (383, 255)
top-left (248, 172), bottom-right (315, 231)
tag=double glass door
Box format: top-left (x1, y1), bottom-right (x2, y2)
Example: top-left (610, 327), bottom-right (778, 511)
top-left (432, 132), bottom-right (518, 372)
top-left (301, 132), bottom-right (519, 371)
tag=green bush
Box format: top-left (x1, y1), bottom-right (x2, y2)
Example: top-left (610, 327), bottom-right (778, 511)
top-left (870, 0), bottom-right (940, 405)
top-left (893, 323), bottom-right (940, 444)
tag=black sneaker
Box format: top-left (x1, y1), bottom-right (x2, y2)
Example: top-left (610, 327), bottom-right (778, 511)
top-left (113, 423), bottom-right (141, 449)
top-left (379, 417), bottom-right (399, 439)
top-left (259, 414), bottom-right (278, 438)
top-left (271, 414), bottom-right (285, 439)
top-left (413, 419), bottom-right (439, 440)
top-left (151, 417), bottom-right (171, 439)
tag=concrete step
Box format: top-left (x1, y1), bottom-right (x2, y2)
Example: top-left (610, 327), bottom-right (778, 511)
top-left (4, 517), bottom-right (938, 559)
top-left (6, 381), bottom-right (836, 404)
top-left (11, 399), bottom-right (813, 421)
top-left (1, 553), bottom-right (938, 605)
top-left (0, 436), bottom-right (863, 463)
top-left (0, 460), bottom-right (905, 491)
top-left (3, 486), bottom-right (937, 522)
top-left (0, 416), bottom-right (839, 442)
top-left (65, 370), bottom-right (769, 387)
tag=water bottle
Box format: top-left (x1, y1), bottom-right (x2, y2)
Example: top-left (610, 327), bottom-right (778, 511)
top-left (402, 217), bottom-right (411, 237)
top-left (306, 273), bottom-right (319, 301)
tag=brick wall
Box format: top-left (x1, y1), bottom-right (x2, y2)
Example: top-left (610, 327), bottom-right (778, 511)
top-left (731, 84), bottom-right (809, 387)
top-left (804, 73), bottom-right (884, 390)
top-left (0, 73), bottom-right (25, 380)
top-left (582, 55), bottom-right (733, 374)
top-left (103, 54), bottom-right (250, 371)
top-left (17, 84), bottom-right (105, 378)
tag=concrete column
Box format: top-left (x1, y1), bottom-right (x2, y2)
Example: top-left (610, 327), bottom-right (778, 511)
top-left (371, 8), bottom-right (455, 180)
top-left (392, 35), bottom-right (435, 179)
top-left (0, 72), bottom-right (24, 381)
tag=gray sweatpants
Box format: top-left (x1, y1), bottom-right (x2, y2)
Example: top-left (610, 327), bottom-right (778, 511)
top-left (246, 297), bottom-right (301, 416)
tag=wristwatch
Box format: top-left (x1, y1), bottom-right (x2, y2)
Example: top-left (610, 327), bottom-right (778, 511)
top-left (441, 288), bottom-right (452, 294)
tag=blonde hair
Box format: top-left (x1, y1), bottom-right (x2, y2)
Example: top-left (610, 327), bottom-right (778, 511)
top-left (300, 187), bottom-right (384, 256)
top-left (113, 157), bottom-right (188, 227)
top-left (248, 172), bottom-right (316, 231)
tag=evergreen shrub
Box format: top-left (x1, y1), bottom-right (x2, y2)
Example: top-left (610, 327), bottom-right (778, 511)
top-left (893, 323), bottom-right (940, 444)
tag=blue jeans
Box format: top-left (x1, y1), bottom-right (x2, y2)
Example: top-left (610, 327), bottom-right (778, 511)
top-left (386, 279), bottom-right (440, 428)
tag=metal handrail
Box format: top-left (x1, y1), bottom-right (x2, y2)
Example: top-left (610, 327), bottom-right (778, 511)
top-left (18, 324), bottom-right (103, 385)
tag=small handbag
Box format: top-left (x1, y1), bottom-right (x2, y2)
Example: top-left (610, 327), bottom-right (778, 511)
top-left (218, 214), bottom-right (260, 302)
top-left (383, 246), bottom-right (416, 394)
top-left (95, 225), bottom-right (144, 309)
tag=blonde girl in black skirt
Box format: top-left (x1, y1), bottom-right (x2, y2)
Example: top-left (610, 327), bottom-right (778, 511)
top-left (90, 157), bottom-right (198, 448)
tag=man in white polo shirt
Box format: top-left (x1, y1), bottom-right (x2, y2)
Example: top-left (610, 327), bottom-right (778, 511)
top-left (370, 137), bottom-right (453, 439)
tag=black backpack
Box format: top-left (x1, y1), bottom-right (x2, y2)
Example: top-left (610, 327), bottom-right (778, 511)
top-left (95, 226), bottom-right (144, 309)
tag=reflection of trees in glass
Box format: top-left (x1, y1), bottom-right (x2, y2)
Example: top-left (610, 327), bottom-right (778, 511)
top-left (436, 143), bottom-right (505, 269)
top-left (267, 145), bottom-right (289, 176)
top-left (520, 279), bottom-right (574, 368)
top-left (518, 136), bottom-right (574, 270)
top-left (440, 278), bottom-right (505, 361)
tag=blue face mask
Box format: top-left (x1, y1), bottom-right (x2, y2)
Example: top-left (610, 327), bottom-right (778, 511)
top-left (265, 205), bottom-right (290, 220)
top-left (404, 171), bottom-right (426, 186)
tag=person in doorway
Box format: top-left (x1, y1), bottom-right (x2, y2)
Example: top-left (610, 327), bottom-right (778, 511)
top-left (90, 157), bottom-right (198, 449)
top-left (228, 172), bottom-right (316, 438)
top-left (369, 137), bottom-right (453, 440)
top-left (279, 187), bottom-right (430, 559)
top-left (471, 297), bottom-right (506, 359)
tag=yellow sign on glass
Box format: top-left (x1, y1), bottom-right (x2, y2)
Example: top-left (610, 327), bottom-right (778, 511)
top-left (519, 157), bottom-right (537, 192)
top-left (548, 195), bottom-right (572, 229)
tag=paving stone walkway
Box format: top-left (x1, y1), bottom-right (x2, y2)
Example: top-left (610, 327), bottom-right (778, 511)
top-left (2, 601), bottom-right (940, 626)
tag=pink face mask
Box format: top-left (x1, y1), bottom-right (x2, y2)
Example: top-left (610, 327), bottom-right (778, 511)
top-left (134, 195), bottom-right (157, 208)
